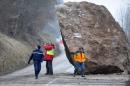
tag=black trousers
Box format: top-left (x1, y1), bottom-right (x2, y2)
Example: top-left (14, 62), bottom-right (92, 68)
top-left (34, 61), bottom-right (41, 77)
top-left (46, 60), bottom-right (53, 75)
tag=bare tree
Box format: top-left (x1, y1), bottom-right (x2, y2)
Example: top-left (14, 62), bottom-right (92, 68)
top-left (118, 8), bottom-right (126, 29)
top-left (124, 2), bottom-right (130, 42)
top-left (118, 1), bottom-right (130, 42)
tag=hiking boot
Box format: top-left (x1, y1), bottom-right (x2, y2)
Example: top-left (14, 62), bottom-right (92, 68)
top-left (35, 76), bottom-right (38, 79)
top-left (73, 73), bottom-right (76, 77)
top-left (73, 70), bottom-right (77, 77)
top-left (45, 73), bottom-right (48, 75)
top-left (48, 73), bottom-right (53, 75)
top-left (81, 75), bottom-right (85, 77)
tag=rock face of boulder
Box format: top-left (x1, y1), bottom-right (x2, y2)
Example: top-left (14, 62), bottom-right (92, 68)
top-left (57, 2), bottom-right (130, 74)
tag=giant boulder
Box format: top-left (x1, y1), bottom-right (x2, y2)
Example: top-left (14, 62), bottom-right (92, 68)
top-left (56, 2), bottom-right (130, 74)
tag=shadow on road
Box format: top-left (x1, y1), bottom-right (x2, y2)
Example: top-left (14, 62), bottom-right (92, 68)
top-left (125, 77), bottom-right (130, 86)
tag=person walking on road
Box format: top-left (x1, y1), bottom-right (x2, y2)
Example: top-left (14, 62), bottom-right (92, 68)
top-left (28, 45), bottom-right (43, 79)
top-left (73, 47), bottom-right (87, 77)
top-left (43, 43), bottom-right (55, 75)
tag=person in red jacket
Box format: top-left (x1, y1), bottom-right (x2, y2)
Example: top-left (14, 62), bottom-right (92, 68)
top-left (43, 43), bottom-right (55, 75)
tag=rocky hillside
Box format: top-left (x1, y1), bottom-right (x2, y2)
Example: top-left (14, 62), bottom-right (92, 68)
top-left (57, 2), bottom-right (130, 74)
top-left (0, 0), bottom-right (59, 75)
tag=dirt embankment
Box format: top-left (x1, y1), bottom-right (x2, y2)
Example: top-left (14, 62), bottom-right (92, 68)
top-left (0, 33), bottom-right (32, 75)
top-left (57, 2), bottom-right (130, 74)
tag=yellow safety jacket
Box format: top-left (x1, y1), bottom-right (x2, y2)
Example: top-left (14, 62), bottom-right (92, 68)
top-left (73, 52), bottom-right (87, 62)
top-left (47, 49), bottom-right (55, 56)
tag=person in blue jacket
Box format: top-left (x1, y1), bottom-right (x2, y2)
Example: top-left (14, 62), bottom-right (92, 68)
top-left (28, 45), bottom-right (43, 79)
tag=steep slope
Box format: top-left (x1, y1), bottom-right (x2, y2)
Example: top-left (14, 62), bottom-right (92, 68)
top-left (57, 2), bottom-right (130, 74)
top-left (0, 0), bottom-right (57, 43)
top-left (0, 33), bottom-right (32, 75)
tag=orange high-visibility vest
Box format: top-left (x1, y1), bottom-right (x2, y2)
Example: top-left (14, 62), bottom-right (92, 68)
top-left (73, 52), bottom-right (87, 62)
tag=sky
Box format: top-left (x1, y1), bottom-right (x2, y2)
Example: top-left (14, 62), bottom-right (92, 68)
top-left (64, 0), bottom-right (128, 25)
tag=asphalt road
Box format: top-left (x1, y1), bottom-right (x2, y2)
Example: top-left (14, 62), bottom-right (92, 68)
top-left (0, 51), bottom-right (130, 86)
